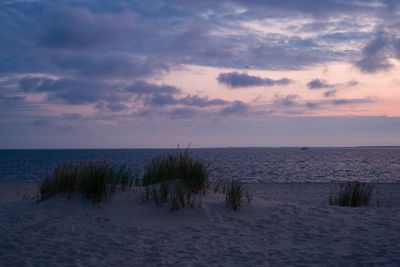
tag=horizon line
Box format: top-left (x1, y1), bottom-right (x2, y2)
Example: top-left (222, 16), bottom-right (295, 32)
top-left (1, 145), bottom-right (399, 150)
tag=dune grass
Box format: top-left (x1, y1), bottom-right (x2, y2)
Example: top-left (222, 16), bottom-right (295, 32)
top-left (39, 161), bottom-right (135, 203)
top-left (225, 180), bottom-right (252, 210)
top-left (142, 150), bottom-right (208, 210)
top-left (142, 150), bottom-right (208, 193)
top-left (142, 180), bottom-right (199, 210)
top-left (329, 180), bottom-right (373, 207)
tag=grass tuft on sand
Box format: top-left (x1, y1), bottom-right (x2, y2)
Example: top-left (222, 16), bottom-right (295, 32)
top-left (329, 180), bottom-right (373, 207)
top-left (225, 180), bottom-right (252, 210)
top-left (142, 150), bottom-right (208, 210)
top-left (40, 161), bottom-right (135, 203)
top-left (142, 149), bottom-right (208, 193)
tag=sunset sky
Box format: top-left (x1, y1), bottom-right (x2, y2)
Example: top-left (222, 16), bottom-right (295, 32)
top-left (1, 0), bottom-right (400, 148)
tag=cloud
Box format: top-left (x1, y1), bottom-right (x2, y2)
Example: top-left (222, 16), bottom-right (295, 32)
top-left (305, 102), bottom-right (319, 109)
top-left (393, 38), bottom-right (400, 58)
top-left (39, 8), bottom-right (138, 49)
top-left (331, 98), bottom-right (374, 105)
top-left (53, 53), bottom-right (169, 79)
top-left (144, 94), bottom-right (229, 107)
top-left (2, 1), bottom-right (396, 78)
top-left (323, 90), bottom-right (337, 97)
top-left (0, 93), bottom-right (29, 115)
top-left (15, 75), bottom-right (237, 118)
top-left (269, 94), bottom-right (375, 115)
top-left (217, 72), bottom-right (293, 88)
top-left (96, 102), bottom-right (129, 113)
top-left (19, 77), bottom-right (112, 104)
top-left (219, 101), bottom-right (249, 115)
top-left (307, 79), bottom-right (334, 90)
top-left (231, 0), bottom-right (377, 17)
top-left (0, 94), bottom-right (26, 103)
top-left (307, 79), bottom-right (358, 90)
top-left (179, 95), bottom-right (229, 107)
top-left (273, 94), bottom-right (300, 106)
top-left (168, 107), bottom-right (198, 119)
top-left (355, 32), bottom-right (393, 73)
top-left (144, 94), bottom-right (177, 106)
top-left (307, 79), bottom-right (359, 98)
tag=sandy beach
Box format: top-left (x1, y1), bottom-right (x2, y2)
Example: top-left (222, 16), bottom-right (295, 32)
top-left (1, 182), bottom-right (399, 266)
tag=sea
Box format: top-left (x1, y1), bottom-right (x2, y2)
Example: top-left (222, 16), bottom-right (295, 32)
top-left (1, 147), bottom-right (400, 183)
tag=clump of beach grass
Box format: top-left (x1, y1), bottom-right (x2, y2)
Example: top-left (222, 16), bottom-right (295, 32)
top-left (142, 149), bottom-right (208, 193)
top-left (329, 180), bottom-right (373, 207)
top-left (225, 180), bottom-right (252, 211)
top-left (142, 180), bottom-right (201, 211)
top-left (142, 149), bottom-right (208, 210)
top-left (39, 161), bottom-right (135, 203)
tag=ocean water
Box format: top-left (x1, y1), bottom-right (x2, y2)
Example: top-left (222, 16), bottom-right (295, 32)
top-left (0, 147), bottom-right (399, 183)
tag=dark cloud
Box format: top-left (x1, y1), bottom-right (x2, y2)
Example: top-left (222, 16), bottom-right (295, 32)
top-left (180, 95), bottom-right (229, 107)
top-left (305, 102), bottom-right (319, 109)
top-left (39, 7), bottom-right (138, 49)
top-left (332, 98), bottom-right (374, 105)
top-left (18, 77), bottom-right (45, 92)
top-left (355, 32), bottom-right (392, 73)
top-left (273, 94), bottom-right (299, 106)
top-left (96, 102), bottom-right (129, 113)
top-left (307, 79), bottom-right (334, 90)
top-left (0, 92), bottom-right (42, 119)
top-left (270, 95), bottom-right (374, 114)
top-left (307, 79), bottom-right (358, 90)
top-left (37, 6), bottom-right (239, 68)
top-left (169, 107), bottom-right (198, 119)
top-left (0, 94), bottom-right (28, 114)
top-left (323, 90), bottom-right (337, 98)
top-left (19, 77), bottom-right (111, 104)
top-left (393, 38), bottom-right (400, 58)
top-left (307, 79), bottom-right (359, 98)
top-left (217, 72), bottom-right (293, 88)
top-left (144, 94), bottom-right (177, 106)
top-left (145, 94), bottom-right (229, 107)
top-left (2, 0), bottom-right (396, 79)
top-left (53, 54), bottom-right (169, 79)
top-left (16, 75), bottom-right (233, 116)
top-left (219, 101), bottom-right (249, 115)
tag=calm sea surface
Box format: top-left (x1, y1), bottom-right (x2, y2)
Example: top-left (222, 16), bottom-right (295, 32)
top-left (1, 147), bottom-right (400, 183)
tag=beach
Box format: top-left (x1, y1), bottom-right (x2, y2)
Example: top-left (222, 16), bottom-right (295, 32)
top-left (2, 0), bottom-right (400, 265)
top-left (1, 182), bottom-right (400, 266)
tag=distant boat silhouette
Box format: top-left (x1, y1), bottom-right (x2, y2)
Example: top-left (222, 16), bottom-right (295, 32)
top-left (300, 147), bottom-right (309, 151)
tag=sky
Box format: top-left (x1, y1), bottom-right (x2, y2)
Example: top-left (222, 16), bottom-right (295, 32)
top-left (0, 0), bottom-right (400, 148)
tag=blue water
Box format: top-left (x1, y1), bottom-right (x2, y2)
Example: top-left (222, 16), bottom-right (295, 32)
top-left (1, 147), bottom-right (400, 183)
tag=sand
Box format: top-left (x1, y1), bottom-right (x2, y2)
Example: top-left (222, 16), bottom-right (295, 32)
top-left (1, 182), bottom-right (400, 266)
